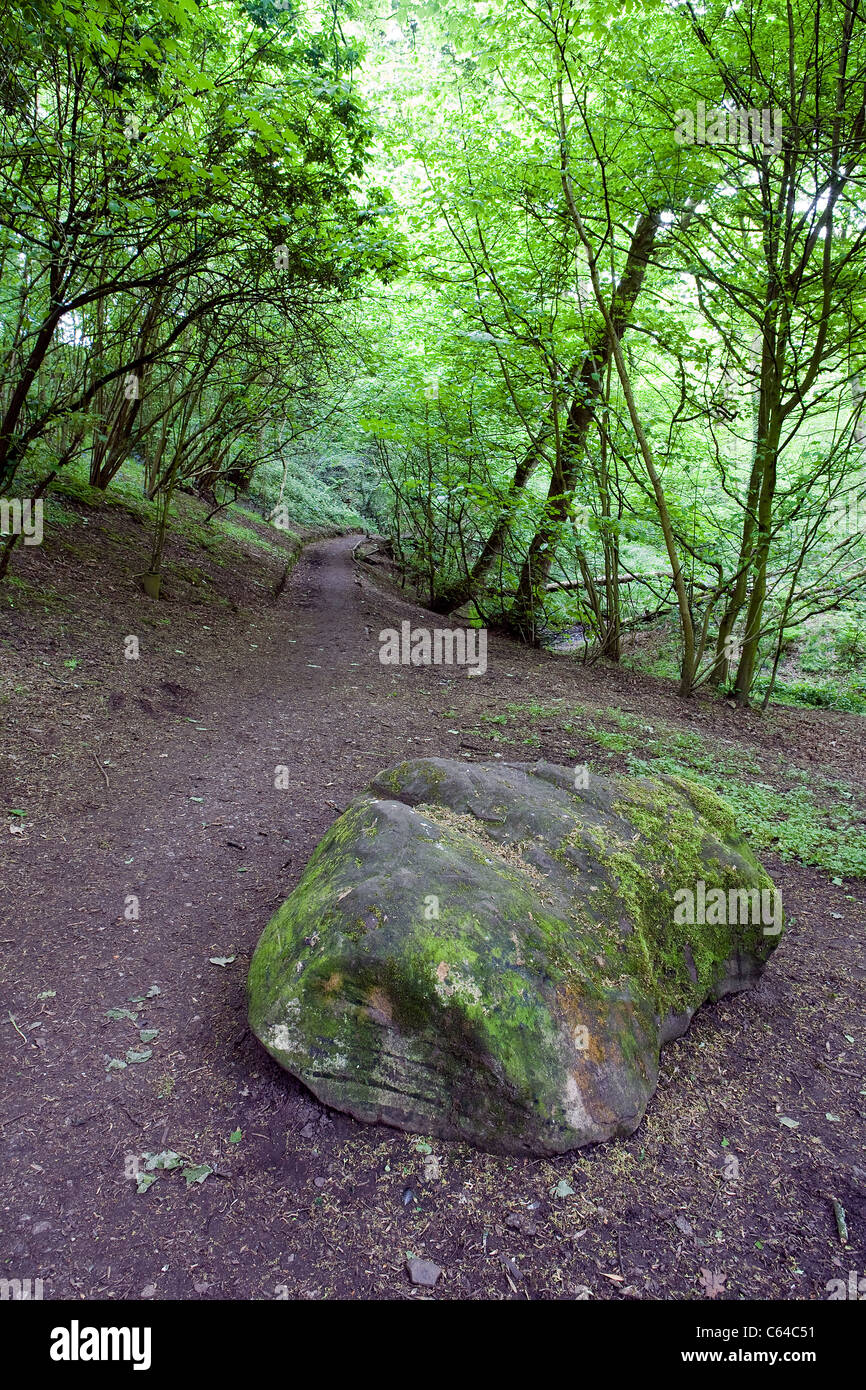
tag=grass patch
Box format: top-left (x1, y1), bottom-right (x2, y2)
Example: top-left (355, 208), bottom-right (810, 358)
top-left (466, 699), bottom-right (866, 878)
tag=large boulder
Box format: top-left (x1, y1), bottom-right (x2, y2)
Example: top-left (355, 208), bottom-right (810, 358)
top-left (248, 758), bottom-right (781, 1155)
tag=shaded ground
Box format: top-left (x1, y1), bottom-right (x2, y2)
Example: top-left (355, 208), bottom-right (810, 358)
top-left (1, 503), bottom-right (864, 1301)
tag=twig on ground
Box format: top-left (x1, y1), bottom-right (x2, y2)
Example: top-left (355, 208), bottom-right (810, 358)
top-left (827, 1194), bottom-right (849, 1245)
top-left (90, 750), bottom-right (110, 790)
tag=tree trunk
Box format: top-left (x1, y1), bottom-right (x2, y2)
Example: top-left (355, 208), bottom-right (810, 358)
top-left (510, 209), bottom-right (660, 637)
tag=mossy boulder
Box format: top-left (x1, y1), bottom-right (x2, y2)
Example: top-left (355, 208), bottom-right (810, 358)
top-left (248, 758), bottom-right (782, 1155)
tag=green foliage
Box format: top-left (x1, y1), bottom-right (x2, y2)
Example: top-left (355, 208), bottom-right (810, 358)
top-left (0, 0), bottom-right (400, 577)
top-left (252, 455), bottom-right (366, 529)
top-left (332, 0), bottom-right (866, 695)
top-left (753, 679), bottom-right (866, 716)
top-left (2, 0), bottom-right (866, 716)
top-left (833, 621), bottom-right (866, 671)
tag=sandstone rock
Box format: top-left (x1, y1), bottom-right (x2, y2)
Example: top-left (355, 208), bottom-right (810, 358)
top-left (248, 759), bottom-right (781, 1155)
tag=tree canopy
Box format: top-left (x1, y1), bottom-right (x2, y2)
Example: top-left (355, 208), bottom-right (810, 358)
top-left (2, 0), bottom-right (865, 703)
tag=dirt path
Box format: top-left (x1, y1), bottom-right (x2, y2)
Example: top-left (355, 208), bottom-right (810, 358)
top-left (1, 532), bottom-right (864, 1301)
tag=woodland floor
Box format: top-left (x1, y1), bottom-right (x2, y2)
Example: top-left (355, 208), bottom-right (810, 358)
top-left (1, 496), bottom-right (864, 1302)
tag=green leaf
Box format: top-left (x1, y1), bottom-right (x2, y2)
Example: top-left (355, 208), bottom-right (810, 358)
top-left (182, 1164), bottom-right (213, 1186)
top-left (144, 1151), bottom-right (183, 1171)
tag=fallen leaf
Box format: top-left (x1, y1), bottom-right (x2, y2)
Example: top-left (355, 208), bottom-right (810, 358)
top-left (183, 1164), bottom-right (213, 1186)
top-left (144, 1151), bottom-right (183, 1171)
top-left (699, 1269), bottom-right (726, 1298)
